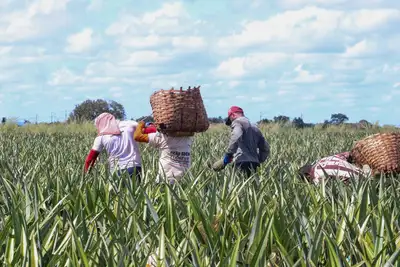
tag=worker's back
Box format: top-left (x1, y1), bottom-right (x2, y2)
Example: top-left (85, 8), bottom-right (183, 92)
top-left (95, 120), bottom-right (142, 171)
top-left (230, 116), bottom-right (270, 164)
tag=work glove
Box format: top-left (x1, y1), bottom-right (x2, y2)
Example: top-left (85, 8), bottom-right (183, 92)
top-left (223, 153), bottom-right (233, 165)
top-left (210, 158), bottom-right (225, 171)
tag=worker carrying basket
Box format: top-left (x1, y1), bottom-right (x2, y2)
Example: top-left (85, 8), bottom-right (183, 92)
top-left (149, 85), bottom-right (209, 136)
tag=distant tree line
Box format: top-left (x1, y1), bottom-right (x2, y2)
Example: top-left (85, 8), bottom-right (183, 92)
top-left (0, 99), bottom-right (378, 129)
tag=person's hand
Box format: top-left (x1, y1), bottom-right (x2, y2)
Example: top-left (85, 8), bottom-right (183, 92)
top-left (223, 153), bottom-right (233, 165)
top-left (211, 158), bottom-right (225, 171)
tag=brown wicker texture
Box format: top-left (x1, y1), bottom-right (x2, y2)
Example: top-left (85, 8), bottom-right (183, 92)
top-left (150, 86), bottom-right (209, 134)
top-left (350, 132), bottom-right (400, 174)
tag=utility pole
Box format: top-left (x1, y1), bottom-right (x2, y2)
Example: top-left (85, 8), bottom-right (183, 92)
top-left (36, 114), bottom-right (38, 124)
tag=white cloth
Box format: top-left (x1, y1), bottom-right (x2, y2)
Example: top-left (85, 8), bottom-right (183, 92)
top-left (92, 120), bottom-right (141, 172)
top-left (148, 132), bottom-right (193, 183)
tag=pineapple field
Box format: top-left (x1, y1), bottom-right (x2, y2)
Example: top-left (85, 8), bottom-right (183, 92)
top-left (0, 123), bottom-right (400, 266)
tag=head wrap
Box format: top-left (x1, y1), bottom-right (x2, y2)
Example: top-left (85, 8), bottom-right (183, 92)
top-left (94, 113), bottom-right (121, 136)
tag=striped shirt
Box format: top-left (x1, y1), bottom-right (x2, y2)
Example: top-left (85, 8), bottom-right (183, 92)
top-left (310, 152), bottom-right (363, 184)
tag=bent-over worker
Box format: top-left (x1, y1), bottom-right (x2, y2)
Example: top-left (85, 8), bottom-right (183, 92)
top-left (298, 151), bottom-right (370, 184)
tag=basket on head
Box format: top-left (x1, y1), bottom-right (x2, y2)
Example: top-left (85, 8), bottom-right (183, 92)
top-left (150, 86), bottom-right (209, 135)
top-left (350, 132), bottom-right (400, 174)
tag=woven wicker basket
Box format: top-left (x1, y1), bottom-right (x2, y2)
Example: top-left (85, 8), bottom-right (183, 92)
top-left (150, 86), bottom-right (209, 134)
top-left (350, 132), bottom-right (400, 174)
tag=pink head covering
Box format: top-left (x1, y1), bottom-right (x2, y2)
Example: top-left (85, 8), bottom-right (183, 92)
top-left (94, 113), bottom-right (121, 136)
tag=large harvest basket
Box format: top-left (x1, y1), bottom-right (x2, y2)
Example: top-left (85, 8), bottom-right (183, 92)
top-left (150, 86), bottom-right (209, 134)
top-left (350, 132), bottom-right (400, 174)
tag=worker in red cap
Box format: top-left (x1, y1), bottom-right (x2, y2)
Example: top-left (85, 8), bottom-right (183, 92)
top-left (218, 106), bottom-right (270, 178)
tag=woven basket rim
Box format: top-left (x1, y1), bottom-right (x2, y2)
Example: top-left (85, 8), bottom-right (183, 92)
top-left (353, 132), bottom-right (400, 146)
top-left (151, 86), bottom-right (201, 95)
top-left (350, 132), bottom-right (400, 173)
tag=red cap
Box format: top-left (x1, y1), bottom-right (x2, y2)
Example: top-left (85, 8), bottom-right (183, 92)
top-left (228, 106), bottom-right (244, 117)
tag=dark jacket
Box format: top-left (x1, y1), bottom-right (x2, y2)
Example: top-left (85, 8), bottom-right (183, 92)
top-left (226, 116), bottom-right (270, 164)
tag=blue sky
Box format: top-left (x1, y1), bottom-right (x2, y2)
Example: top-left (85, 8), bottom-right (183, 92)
top-left (1, 0), bottom-right (400, 125)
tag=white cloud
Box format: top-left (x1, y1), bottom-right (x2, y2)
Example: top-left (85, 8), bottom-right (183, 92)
top-left (383, 64), bottom-right (400, 74)
top-left (0, 0), bottom-right (11, 8)
top-left (215, 53), bottom-right (289, 78)
top-left (280, 64), bottom-right (324, 83)
top-left (381, 89), bottom-right (400, 102)
top-left (171, 36), bottom-right (206, 50)
top-left (48, 63), bottom-right (194, 87)
top-left (394, 82), bottom-right (400, 87)
top-left (337, 92), bottom-right (356, 107)
top-left (228, 81), bottom-right (240, 88)
top-left (217, 7), bottom-right (400, 52)
top-left (251, 96), bottom-right (268, 102)
top-left (105, 2), bottom-right (206, 53)
top-left (277, 89), bottom-right (291, 95)
top-left (65, 28), bottom-right (94, 53)
top-left (27, 0), bottom-right (70, 16)
top-left (48, 68), bottom-right (84, 86)
top-left (109, 87), bottom-right (123, 98)
top-left (106, 2), bottom-right (188, 36)
top-left (215, 58), bottom-right (246, 78)
top-left (302, 95), bottom-right (316, 101)
top-left (343, 39), bottom-right (380, 57)
top-left (0, 0), bottom-right (71, 42)
top-left (293, 65), bottom-right (324, 83)
top-left (22, 100), bottom-right (35, 106)
top-left (117, 35), bottom-right (169, 48)
top-left (119, 51), bottom-right (171, 66)
top-left (0, 46), bottom-right (12, 55)
top-left (382, 95), bottom-right (392, 101)
top-left (279, 0), bottom-right (400, 9)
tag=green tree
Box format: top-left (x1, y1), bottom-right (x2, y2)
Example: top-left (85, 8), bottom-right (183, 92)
top-left (330, 113), bottom-right (349, 125)
top-left (208, 116), bottom-right (224, 123)
top-left (273, 115), bottom-right (290, 123)
top-left (68, 99), bottom-right (126, 122)
top-left (292, 117), bottom-right (305, 128)
top-left (257, 118), bottom-right (271, 124)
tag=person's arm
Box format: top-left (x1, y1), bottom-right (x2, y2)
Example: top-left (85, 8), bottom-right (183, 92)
top-left (223, 121), bottom-right (243, 164)
top-left (84, 137), bottom-right (103, 173)
top-left (134, 121), bottom-right (150, 143)
top-left (84, 149), bottom-right (100, 173)
top-left (258, 135), bottom-right (270, 163)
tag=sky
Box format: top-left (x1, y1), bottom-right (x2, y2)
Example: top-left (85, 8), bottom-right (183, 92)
top-left (1, 0), bottom-right (400, 125)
